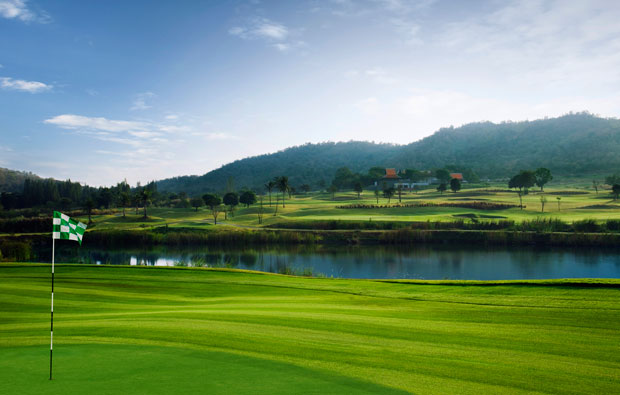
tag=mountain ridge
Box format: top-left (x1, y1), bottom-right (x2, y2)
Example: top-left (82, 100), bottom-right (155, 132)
top-left (156, 112), bottom-right (620, 194)
top-left (3, 113), bottom-right (619, 196)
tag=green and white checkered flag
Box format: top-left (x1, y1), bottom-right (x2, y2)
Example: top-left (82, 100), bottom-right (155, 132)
top-left (52, 211), bottom-right (87, 245)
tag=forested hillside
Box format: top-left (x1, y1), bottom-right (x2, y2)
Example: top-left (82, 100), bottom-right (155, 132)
top-left (393, 113), bottom-right (620, 177)
top-left (157, 113), bottom-right (620, 194)
top-left (157, 142), bottom-right (401, 195)
top-left (0, 168), bottom-right (39, 193)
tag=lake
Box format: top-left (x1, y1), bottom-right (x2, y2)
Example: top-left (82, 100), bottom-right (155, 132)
top-left (32, 244), bottom-right (620, 280)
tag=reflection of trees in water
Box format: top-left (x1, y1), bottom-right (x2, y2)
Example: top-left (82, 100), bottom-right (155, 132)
top-left (240, 254), bottom-right (257, 267)
top-left (134, 251), bottom-right (160, 266)
top-left (84, 249), bottom-right (132, 265)
top-left (32, 243), bottom-right (620, 279)
top-left (568, 248), bottom-right (620, 267)
top-left (512, 249), bottom-right (553, 278)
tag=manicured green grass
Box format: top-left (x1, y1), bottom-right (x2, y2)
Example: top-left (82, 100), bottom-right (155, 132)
top-left (1, 264), bottom-right (620, 394)
top-left (67, 185), bottom-right (620, 233)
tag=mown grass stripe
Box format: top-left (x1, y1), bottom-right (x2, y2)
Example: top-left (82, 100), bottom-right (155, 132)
top-left (1, 264), bottom-right (619, 394)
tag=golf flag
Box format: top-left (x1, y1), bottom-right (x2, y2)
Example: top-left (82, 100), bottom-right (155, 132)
top-left (49, 211), bottom-right (87, 380)
top-left (52, 211), bottom-right (87, 245)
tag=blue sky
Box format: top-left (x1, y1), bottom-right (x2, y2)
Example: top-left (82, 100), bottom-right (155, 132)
top-left (1, 0), bottom-right (619, 186)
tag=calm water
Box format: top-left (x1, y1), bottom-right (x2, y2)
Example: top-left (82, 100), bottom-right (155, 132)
top-left (33, 244), bottom-right (620, 280)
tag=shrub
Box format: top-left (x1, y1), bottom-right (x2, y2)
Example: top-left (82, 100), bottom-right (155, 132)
top-left (0, 240), bottom-right (32, 261)
top-left (573, 219), bottom-right (602, 233)
top-left (336, 201), bottom-right (519, 210)
top-left (605, 219), bottom-right (620, 231)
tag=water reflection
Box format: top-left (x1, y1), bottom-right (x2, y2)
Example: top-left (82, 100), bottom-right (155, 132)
top-left (33, 244), bottom-right (620, 280)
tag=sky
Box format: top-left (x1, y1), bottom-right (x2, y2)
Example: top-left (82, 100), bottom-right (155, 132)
top-left (1, 0), bottom-right (619, 186)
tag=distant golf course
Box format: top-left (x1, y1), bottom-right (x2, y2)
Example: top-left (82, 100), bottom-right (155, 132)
top-left (76, 185), bottom-right (620, 231)
top-left (1, 264), bottom-right (619, 394)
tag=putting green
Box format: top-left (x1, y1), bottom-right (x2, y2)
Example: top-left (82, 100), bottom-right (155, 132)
top-left (0, 345), bottom-right (402, 394)
top-left (1, 264), bottom-right (620, 394)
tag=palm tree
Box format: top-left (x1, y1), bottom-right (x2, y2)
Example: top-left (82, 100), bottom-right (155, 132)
top-left (83, 198), bottom-right (95, 224)
top-left (119, 192), bottom-right (131, 217)
top-left (275, 176), bottom-right (289, 208)
top-left (140, 189), bottom-right (152, 219)
top-left (131, 192), bottom-right (141, 215)
top-left (264, 181), bottom-right (275, 207)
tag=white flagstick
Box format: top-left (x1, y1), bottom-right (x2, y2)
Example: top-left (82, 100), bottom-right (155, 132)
top-left (50, 236), bottom-right (55, 380)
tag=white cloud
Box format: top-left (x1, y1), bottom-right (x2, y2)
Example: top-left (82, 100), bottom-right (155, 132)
top-left (230, 18), bottom-right (289, 40)
top-left (130, 91), bottom-right (155, 111)
top-left (273, 43), bottom-right (290, 52)
top-left (0, 0), bottom-right (49, 23)
top-left (437, 0), bottom-right (620, 89)
top-left (255, 21), bottom-right (288, 40)
top-left (165, 114), bottom-right (179, 120)
top-left (329, 0), bottom-right (435, 18)
top-left (229, 17), bottom-right (304, 52)
top-left (345, 68), bottom-right (397, 84)
top-left (273, 40), bottom-right (306, 52)
top-left (158, 124), bottom-right (190, 133)
top-left (1, 77), bottom-right (52, 93)
top-left (44, 114), bottom-right (148, 133)
top-left (43, 114), bottom-right (195, 148)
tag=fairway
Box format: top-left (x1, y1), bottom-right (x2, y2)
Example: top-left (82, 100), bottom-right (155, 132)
top-left (42, 186), bottom-right (620, 235)
top-left (1, 264), bottom-right (620, 394)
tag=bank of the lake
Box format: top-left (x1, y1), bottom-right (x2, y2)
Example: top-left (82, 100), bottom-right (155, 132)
top-left (3, 225), bottom-right (620, 252)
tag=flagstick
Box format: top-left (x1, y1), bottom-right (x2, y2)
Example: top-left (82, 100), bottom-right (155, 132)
top-left (50, 236), bottom-right (55, 380)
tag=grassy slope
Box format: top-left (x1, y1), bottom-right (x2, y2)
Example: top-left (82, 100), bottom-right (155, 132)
top-left (4, 185), bottom-right (618, 237)
top-left (76, 186), bottom-right (620, 233)
top-left (1, 264), bottom-right (619, 394)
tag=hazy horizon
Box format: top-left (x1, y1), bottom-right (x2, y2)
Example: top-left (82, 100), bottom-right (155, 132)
top-left (2, 0), bottom-right (620, 186)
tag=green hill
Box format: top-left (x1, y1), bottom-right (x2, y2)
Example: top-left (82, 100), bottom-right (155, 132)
top-left (0, 168), bottom-right (40, 193)
top-left (156, 113), bottom-right (620, 194)
top-left (157, 141), bottom-right (401, 195)
top-left (394, 113), bottom-right (620, 178)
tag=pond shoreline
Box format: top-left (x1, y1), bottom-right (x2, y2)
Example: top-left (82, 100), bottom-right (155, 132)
top-left (2, 226), bottom-right (620, 262)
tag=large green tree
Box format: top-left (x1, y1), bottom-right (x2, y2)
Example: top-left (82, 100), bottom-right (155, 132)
top-left (239, 190), bottom-right (257, 207)
top-left (367, 167), bottom-right (385, 180)
top-left (435, 169), bottom-right (451, 184)
top-left (606, 175), bottom-right (620, 185)
top-left (223, 192), bottom-right (239, 218)
top-left (383, 187), bottom-right (395, 204)
top-left (450, 178), bottom-right (461, 193)
top-left (202, 193), bottom-right (222, 224)
top-left (332, 167), bottom-right (356, 190)
top-left (354, 182), bottom-right (363, 199)
top-left (509, 170), bottom-right (536, 193)
top-left (534, 168), bottom-right (553, 191)
top-left (190, 197), bottom-right (203, 212)
top-left (612, 184), bottom-right (620, 201)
